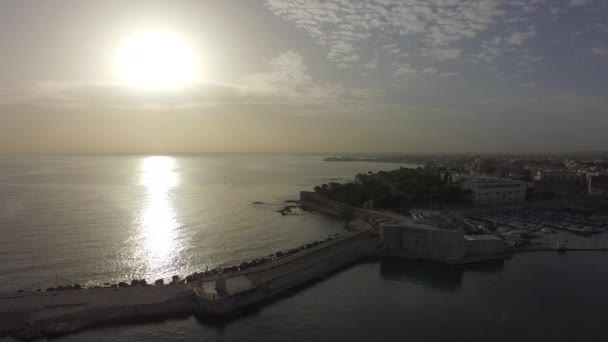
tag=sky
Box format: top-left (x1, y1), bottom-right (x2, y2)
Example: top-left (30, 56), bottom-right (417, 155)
top-left (0, 0), bottom-right (607, 154)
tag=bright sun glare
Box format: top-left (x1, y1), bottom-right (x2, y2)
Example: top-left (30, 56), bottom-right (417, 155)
top-left (116, 31), bottom-right (199, 89)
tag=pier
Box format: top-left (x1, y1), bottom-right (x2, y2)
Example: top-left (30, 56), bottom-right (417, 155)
top-left (2, 226), bottom-right (606, 340)
top-left (0, 232), bottom-right (377, 340)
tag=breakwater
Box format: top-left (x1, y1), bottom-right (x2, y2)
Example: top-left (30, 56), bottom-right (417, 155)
top-left (299, 191), bottom-right (407, 222)
top-left (0, 232), bottom-right (377, 340)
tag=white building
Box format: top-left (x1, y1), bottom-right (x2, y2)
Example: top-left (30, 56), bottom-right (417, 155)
top-left (461, 176), bottom-right (526, 206)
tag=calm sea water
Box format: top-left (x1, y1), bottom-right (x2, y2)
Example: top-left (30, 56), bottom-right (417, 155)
top-left (1, 155), bottom-right (608, 342)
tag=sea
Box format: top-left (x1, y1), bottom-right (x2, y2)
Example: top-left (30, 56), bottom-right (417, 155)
top-left (1, 155), bottom-right (608, 342)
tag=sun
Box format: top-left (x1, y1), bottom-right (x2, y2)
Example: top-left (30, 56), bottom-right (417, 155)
top-left (115, 30), bottom-right (199, 89)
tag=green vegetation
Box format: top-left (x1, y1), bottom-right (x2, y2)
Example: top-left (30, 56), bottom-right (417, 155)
top-left (314, 167), bottom-right (466, 210)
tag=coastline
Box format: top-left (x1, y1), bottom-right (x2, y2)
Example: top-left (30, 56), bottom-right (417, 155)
top-left (3, 190), bottom-right (606, 340)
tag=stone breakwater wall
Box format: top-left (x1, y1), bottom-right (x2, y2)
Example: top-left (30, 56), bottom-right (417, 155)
top-left (0, 232), bottom-right (377, 340)
top-left (299, 191), bottom-right (404, 222)
top-left (196, 232), bottom-right (377, 315)
top-left (0, 285), bottom-right (196, 340)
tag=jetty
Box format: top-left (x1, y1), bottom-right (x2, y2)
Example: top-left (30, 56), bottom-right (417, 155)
top-left (0, 232), bottom-right (377, 340)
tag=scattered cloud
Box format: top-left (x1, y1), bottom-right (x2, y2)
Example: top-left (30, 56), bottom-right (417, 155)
top-left (265, 0), bottom-right (576, 81)
top-left (393, 63), bottom-right (417, 77)
top-left (421, 48), bottom-right (463, 60)
top-left (569, 0), bottom-right (589, 6)
top-left (266, 0), bottom-right (506, 67)
top-left (363, 60), bottom-right (379, 69)
top-left (591, 47), bottom-right (608, 56)
top-left (506, 27), bottom-right (536, 46)
top-left (519, 51), bottom-right (544, 66)
top-left (422, 67), bottom-right (439, 74)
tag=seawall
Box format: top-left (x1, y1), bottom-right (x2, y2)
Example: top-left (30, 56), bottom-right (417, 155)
top-left (0, 232), bottom-right (377, 340)
top-left (299, 191), bottom-right (406, 222)
top-left (195, 231), bottom-right (377, 315)
top-left (0, 283), bottom-right (195, 340)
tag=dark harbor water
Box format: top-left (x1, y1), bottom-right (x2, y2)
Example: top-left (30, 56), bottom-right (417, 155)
top-left (1, 155), bottom-right (608, 341)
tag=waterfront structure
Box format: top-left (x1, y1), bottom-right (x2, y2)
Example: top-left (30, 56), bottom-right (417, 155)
top-left (460, 176), bottom-right (526, 206)
top-left (493, 164), bottom-right (532, 181)
top-left (1, 232), bottom-right (377, 340)
top-left (1, 191), bottom-right (515, 340)
top-left (587, 173), bottom-right (608, 197)
top-left (470, 158), bottom-right (495, 175)
top-left (380, 221), bottom-right (506, 263)
top-left (533, 170), bottom-right (586, 198)
top-left (464, 235), bottom-right (506, 255)
top-left (381, 222), bottom-right (466, 262)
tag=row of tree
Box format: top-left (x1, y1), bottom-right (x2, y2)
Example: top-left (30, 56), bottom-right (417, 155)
top-left (314, 167), bottom-right (467, 210)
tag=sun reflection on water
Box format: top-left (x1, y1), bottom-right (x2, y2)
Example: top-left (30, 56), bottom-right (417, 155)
top-left (139, 156), bottom-right (180, 268)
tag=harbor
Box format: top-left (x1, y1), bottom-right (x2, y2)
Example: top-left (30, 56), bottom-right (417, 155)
top-left (2, 192), bottom-right (608, 340)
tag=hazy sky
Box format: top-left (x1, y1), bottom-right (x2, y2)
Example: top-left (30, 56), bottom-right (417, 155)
top-left (0, 0), bottom-right (607, 154)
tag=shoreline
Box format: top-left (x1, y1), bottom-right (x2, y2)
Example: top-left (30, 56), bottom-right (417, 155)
top-left (3, 192), bottom-right (606, 340)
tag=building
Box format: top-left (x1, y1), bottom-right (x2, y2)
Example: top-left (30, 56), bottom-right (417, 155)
top-left (471, 158), bottom-right (495, 175)
top-left (493, 165), bottom-right (532, 181)
top-left (380, 221), bottom-right (506, 263)
top-left (461, 176), bottom-right (526, 206)
top-left (464, 235), bottom-right (506, 256)
top-left (381, 222), bottom-right (467, 263)
top-left (533, 170), bottom-right (586, 198)
top-left (587, 173), bottom-right (608, 197)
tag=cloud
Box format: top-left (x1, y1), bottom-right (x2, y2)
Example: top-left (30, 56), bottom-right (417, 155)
top-left (266, 0), bottom-right (507, 69)
top-left (421, 48), bottom-right (463, 60)
top-left (394, 63), bottom-right (417, 77)
top-left (363, 60), bottom-right (379, 69)
top-left (327, 41), bottom-right (360, 66)
top-left (0, 51), bottom-right (383, 114)
top-left (265, 0), bottom-right (582, 82)
top-left (569, 0), bottom-right (589, 6)
top-left (506, 27), bottom-right (536, 46)
top-left (591, 47), bottom-right (608, 56)
top-left (422, 67), bottom-right (439, 74)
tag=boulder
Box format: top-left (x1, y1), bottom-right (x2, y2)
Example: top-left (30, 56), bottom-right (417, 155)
top-left (46, 287), bottom-right (55, 292)
top-left (118, 282), bottom-right (128, 288)
top-left (73, 284), bottom-right (82, 290)
top-left (140, 279), bottom-right (147, 286)
top-left (130, 279), bottom-right (139, 286)
top-left (155, 279), bottom-right (164, 285)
